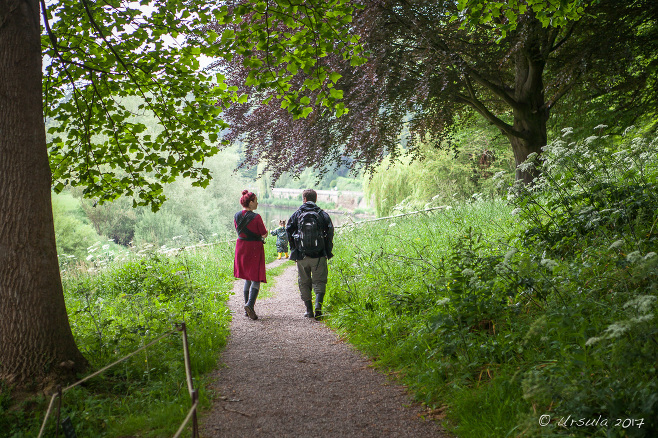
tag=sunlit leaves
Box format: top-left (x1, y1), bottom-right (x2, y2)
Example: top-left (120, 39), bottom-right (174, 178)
top-left (457, 0), bottom-right (592, 38)
top-left (43, 0), bottom-right (238, 211)
top-left (43, 0), bottom-right (362, 211)
top-left (206, 0), bottom-right (364, 120)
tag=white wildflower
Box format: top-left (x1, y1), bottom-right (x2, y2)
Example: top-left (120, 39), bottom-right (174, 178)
top-left (389, 222), bottom-right (397, 227)
top-left (437, 298), bottom-right (450, 306)
top-left (584, 135), bottom-right (599, 145)
top-left (492, 171), bottom-right (506, 180)
top-left (630, 314), bottom-right (654, 324)
top-left (511, 208), bottom-right (522, 216)
top-left (561, 127), bottom-right (574, 137)
top-left (504, 248), bottom-right (518, 264)
top-left (593, 124), bottom-right (608, 130)
top-left (644, 252), bottom-right (656, 260)
top-left (540, 258), bottom-right (559, 269)
top-left (626, 251), bottom-right (642, 263)
top-left (623, 295), bottom-right (657, 314)
top-left (603, 321), bottom-right (630, 339)
top-left (585, 336), bottom-right (601, 346)
top-left (517, 161), bottom-right (535, 172)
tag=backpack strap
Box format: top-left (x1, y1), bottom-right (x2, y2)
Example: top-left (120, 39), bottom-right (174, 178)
top-left (234, 211), bottom-right (263, 242)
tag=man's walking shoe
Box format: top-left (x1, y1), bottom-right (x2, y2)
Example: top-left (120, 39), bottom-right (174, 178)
top-left (303, 300), bottom-right (314, 318)
top-left (244, 305), bottom-right (258, 320)
top-left (314, 309), bottom-right (323, 320)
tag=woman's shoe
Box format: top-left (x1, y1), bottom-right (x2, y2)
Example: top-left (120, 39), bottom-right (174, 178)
top-left (244, 305), bottom-right (258, 320)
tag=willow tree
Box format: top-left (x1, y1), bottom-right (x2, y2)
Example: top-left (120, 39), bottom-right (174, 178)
top-left (0, 0), bottom-right (360, 388)
top-left (214, 0), bottom-right (658, 183)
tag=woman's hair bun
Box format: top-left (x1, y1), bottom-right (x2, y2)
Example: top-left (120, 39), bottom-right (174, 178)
top-left (242, 189), bottom-right (249, 195)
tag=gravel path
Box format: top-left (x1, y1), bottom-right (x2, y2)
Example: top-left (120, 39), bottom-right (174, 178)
top-left (201, 259), bottom-right (448, 437)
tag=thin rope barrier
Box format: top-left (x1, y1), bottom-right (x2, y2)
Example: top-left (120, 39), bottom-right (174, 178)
top-left (38, 328), bottom-right (179, 438)
top-left (64, 329), bottom-right (177, 392)
top-left (173, 398), bottom-right (199, 438)
top-left (39, 205), bottom-right (445, 436)
top-left (335, 205), bottom-right (448, 229)
top-left (37, 390), bottom-right (60, 438)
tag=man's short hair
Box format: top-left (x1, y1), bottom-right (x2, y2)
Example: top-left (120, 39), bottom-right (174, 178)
top-left (302, 189), bottom-right (317, 202)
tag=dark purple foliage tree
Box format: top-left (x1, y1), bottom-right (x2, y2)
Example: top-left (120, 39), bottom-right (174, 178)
top-left (211, 0), bottom-right (658, 184)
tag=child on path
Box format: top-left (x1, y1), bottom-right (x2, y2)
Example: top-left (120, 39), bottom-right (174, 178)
top-left (270, 219), bottom-right (289, 259)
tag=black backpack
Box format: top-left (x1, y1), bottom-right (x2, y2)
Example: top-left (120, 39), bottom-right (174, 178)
top-left (295, 210), bottom-right (325, 256)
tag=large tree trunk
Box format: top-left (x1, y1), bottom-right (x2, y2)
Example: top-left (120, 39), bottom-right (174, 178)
top-left (509, 113), bottom-right (547, 184)
top-left (0, 0), bottom-right (86, 387)
top-left (509, 26), bottom-right (550, 184)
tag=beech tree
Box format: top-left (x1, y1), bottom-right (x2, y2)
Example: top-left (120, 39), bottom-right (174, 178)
top-left (0, 0), bottom-right (360, 388)
top-left (215, 0), bottom-right (658, 183)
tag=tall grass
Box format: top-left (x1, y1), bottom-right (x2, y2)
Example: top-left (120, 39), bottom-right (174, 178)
top-left (2, 239), bottom-right (280, 437)
top-left (325, 128), bottom-right (658, 437)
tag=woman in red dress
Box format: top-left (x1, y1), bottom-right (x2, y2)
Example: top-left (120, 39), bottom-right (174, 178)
top-left (234, 190), bottom-right (267, 320)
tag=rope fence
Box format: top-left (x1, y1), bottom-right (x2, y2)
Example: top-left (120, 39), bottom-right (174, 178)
top-left (335, 205), bottom-right (449, 229)
top-left (38, 322), bottom-right (199, 438)
top-left (155, 206), bottom-right (449, 260)
top-left (41, 205), bottom-right (450, 436)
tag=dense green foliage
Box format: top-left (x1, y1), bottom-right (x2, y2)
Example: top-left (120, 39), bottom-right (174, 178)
top-left (365, 121), bottom-right (515, 216)
top-left (53, 193), bottom-right (110, 260)
top-left (458, 0), bottom-right (592, 38)
top-left (44, 0), bottom-right (363, 210)
top-left (52, 145), bottom-right (365, 263)
top-left (1, 240), bottom-right (281, 437)
top-left (53, 149), bottom-right (251, 262)
top-left (326, 127), bottom-right (658, 437)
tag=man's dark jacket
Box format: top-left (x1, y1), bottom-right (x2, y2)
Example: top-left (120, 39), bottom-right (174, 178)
top-left (286, 201), bottom-right (334, 261)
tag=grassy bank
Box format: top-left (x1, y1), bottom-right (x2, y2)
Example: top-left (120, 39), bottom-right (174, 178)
top-left (325, 130), bottom-right (658, 437)
top-left (1, 239), bottom-right (279, 437)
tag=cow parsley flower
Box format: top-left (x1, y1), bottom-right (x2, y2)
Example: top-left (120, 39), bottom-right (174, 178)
top-left (608, 240), bottom-right (624, 250)
top-left (540, 258), bottom-right (559, 269)
top-left (626, 251), bottom-right (642, 263)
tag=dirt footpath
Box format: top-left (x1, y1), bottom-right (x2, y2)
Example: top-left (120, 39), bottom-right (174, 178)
top-left (201, 259), bottom-right (448, 438)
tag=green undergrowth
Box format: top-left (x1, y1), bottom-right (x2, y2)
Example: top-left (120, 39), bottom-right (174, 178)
top-left (325, 128), bottom-right (658, 437)
top-left (2, 239), bottom-right (281, 437)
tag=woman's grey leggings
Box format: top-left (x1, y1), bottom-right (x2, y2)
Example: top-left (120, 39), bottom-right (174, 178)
top-left (243, 280), bottom-right (260, 308)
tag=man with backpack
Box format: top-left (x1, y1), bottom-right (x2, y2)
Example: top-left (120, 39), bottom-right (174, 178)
top-left (286, 189), bottom-right (334, 320)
